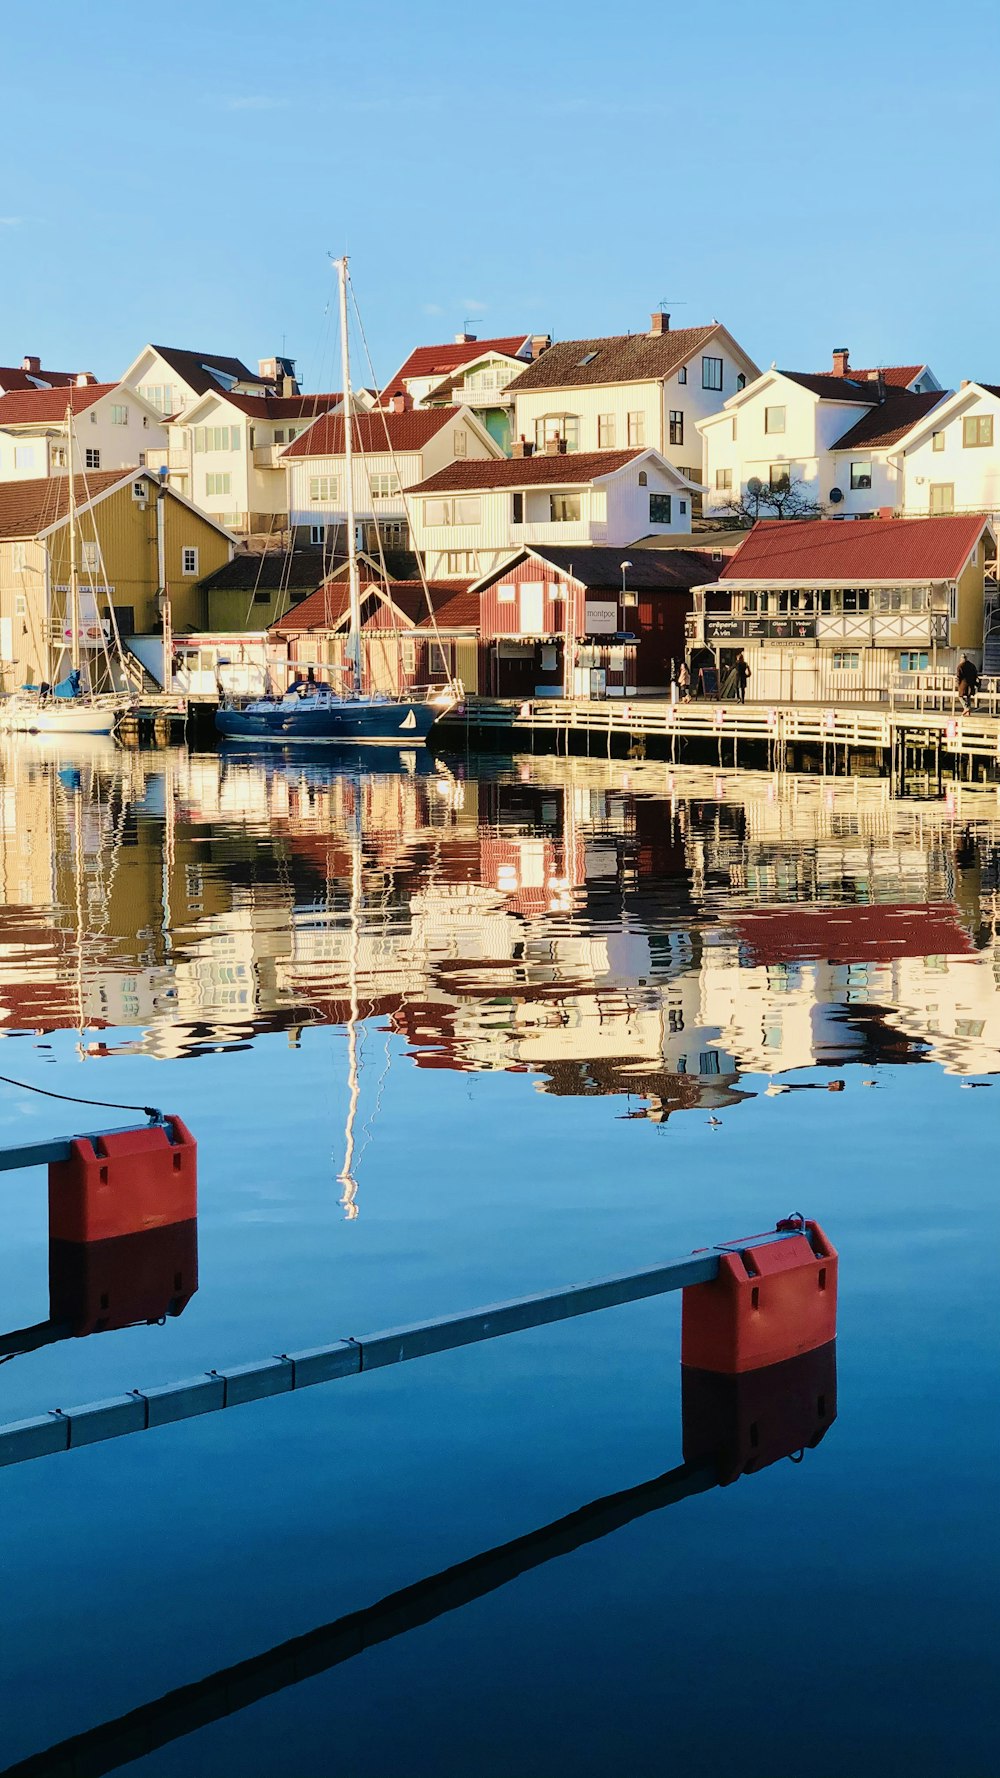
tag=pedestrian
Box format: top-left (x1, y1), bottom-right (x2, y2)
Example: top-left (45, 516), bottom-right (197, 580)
top-left (677, 660), bottom-right (691, 703)
top-left (735, 651), bottom-right (750, 704)
top-left (956, 654), bottom-right (979, 712)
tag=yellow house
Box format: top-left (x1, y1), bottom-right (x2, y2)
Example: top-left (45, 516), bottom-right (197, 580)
top-left (0, 469), bottom-right (234, 692)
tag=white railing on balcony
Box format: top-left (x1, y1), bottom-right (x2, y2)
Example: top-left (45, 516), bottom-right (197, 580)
top-left (253, 444), bottom-right (282, 469)
top-left (510, 521), bottom-right (607, 546)
top-left (816, 612), bottom-right (936, 644)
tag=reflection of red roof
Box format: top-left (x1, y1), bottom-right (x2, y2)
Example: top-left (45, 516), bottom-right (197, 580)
top-left (734, 902), bottom-right (974, 965)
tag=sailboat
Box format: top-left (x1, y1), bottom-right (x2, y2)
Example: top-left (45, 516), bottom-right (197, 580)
top-left (0, 415), bottom-right (128, 736)
top-left (215, 256), bottom-right (440, 747)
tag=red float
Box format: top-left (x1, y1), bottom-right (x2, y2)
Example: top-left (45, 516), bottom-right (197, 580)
top-left (681, 1218), bottom-right (837, 1375)
top-left (48, 1117), bottom-right (197, 1245)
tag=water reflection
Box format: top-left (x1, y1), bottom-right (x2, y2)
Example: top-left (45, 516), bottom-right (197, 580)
top-left (2, 737), bottom-right (999, 1101)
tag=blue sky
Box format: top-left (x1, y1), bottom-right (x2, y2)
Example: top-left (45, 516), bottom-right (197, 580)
top-left (1, 0), bottom-right (996, 391)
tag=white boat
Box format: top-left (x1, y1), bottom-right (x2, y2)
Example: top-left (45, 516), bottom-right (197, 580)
top-left (0, 695), bottom-right (119, 736)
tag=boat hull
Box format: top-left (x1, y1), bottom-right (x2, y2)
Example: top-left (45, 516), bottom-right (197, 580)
top-left (0, 703), bottom-right (117, 736)
top-left (215, 699), bottom-right (437, 745)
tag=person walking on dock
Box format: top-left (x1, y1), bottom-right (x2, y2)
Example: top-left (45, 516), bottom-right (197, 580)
top-left (677, 660), bottom-right (691, 703)
top-left (735, 652), bottom-right (751, 704)
top-left (956, 654), bottom-right (979, 712)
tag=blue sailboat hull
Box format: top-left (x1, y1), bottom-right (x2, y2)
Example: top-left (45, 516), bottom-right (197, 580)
top-left (215, 698), bottom-right (437, 746)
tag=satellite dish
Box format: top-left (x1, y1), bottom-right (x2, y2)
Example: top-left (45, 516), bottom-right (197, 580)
top-left (829, 487), bottom-right (844, 503)
top-left (747, 476), bottom-right (763, 495)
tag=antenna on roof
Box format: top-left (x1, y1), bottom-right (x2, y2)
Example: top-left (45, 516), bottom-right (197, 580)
top-left (464, 317), bottom-right (483, 336)
top-left (658, 299), bottom-right (686, 310)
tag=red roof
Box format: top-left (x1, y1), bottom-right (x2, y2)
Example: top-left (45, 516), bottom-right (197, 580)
top-left (840, 365), bottom-right (926, 388)
top-left (270, 578), bottom-right (477, 634)
top-left (411, 448), bottom-right (645, 494)
top-left (0, 382), bottom-right (115, 425)
top-left (383, 336), bottom-right (530, 392)
top-left (719, 515), bottom-right (990, 584)
top-left (212, 390), bottom-right (343, 420)
top-left (282, 407), bottom-right (460, 458)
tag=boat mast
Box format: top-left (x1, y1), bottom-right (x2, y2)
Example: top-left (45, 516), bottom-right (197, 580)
top-left (67, 405), bottom-right (81, 679)
top-left (334, 254), bottom-right (362, 694)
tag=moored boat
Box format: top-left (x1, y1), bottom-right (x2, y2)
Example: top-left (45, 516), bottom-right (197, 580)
top-left (216, 685), bottom-right (436, 744)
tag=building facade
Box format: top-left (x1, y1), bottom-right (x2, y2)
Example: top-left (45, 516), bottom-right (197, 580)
top-left (0, 382), bottom-right (167, 483)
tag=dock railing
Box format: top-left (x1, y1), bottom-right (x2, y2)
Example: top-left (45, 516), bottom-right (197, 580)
top-left (889, 671), bottom-right (1000, 715)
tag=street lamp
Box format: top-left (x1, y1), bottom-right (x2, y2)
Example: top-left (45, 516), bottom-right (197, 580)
top-left (620, 560), bottom-right (632, 600)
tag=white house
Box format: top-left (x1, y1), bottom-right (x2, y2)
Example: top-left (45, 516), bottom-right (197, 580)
top-left (144, 388), bottom-right (349, 533)
top-left (120, 344), bottom-right (293, 420)
top-left (0, 381), bottom-right (167, 483)
top-left (897, 381), bottom-right (1000, 518)
top-left (699, 347), bottom-right (948, 522)
top-left (382, 331), bottom-right (543, 453)
top-left (505, 313), bottom-right (759, 488)
top-left (282, 400), bottom-right (503, 553)
top-left (408, 445), bottom-right (704, 581)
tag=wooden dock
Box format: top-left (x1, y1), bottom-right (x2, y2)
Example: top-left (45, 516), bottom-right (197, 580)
top-left (443, 695), bottom-right (1000, 778)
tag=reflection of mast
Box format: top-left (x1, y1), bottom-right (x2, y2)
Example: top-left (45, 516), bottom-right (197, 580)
top-left (337, 778), bottom-right (362, 1218)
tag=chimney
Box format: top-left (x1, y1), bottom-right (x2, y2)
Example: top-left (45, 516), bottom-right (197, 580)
top-left (389, 389), bottom-right (413, 414)
top-left (650, 311), bottom-right (670, 335)
top-left (877, 507), bottom-right (895, 520)
top-left (530, 334), bottom-right (551, 360)
top-left (75, 372), bottom-right (90, 386)
top-left (281, 374), bottom-right (295, 397)
top-left (543, 436), bottom-right (567, 456)
top-left (21, 354), bottom-right (41, 374)
top-left (511, 437), bottom-right (534, 458)
top-left (453, 332), bottom-right (477, 345)
top-left (831, 347), bottom-right (850, 377)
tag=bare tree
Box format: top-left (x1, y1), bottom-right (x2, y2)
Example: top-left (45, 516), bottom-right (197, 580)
top-left (717, 473), bottom-right (822, 525)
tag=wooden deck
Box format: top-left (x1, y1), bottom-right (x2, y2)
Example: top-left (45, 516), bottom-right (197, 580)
top-left (443, 694), bottom-right (1000, 772)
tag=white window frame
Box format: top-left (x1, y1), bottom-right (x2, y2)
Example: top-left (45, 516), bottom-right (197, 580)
top-left (110, 404), bottom-right (129, 426)
top-left (181, 546), bottom-right (199, 577)
top-left (85, 447), bottom-right (100, 469)
top-left (627, 411), bottom-right (645, 447)
top-left (308, 475), bottom-right (338, 503)
top-left (453, 429), bottom-right (468, 458)
top-left (310, 524), bottom-right (326, 545)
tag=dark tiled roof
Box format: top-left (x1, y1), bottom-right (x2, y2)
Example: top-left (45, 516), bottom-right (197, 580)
top-left (0, 470), bottom-right (133, 538)
top-left (976, 383), bottom-right (1000, 400)
top-left (504, 325), bottom-right (723, 392)
top-left (283, 407), bottom-right (461, 457)
top-left (411, 449), bottom-right (645, 494)
top-left (719, 515), bottom-right (990, 584)
top-left (215, 390), bottom-right (342, 420)
top-left (148, 345), bottom-right (270, 396)
top-left (198, 548), bottom-right (331, 593)
top-left (524, 545), bottom-right (724, 591)
top-left (384, 337), bottom-right (531, 391)
top-left (0, 382), bottom-right (115, 424)
top-left (832, 389), bottom-right (947, 451)
top-left (778, 372), bottom-right (880, 403)
top-left (838, 364), bottom-right (926, 388)
top-left (0, 365), bottom-right (96, 391)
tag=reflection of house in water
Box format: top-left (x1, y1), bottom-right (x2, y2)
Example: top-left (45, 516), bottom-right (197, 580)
top-left (2, 747), bottom-right (1000, 1100)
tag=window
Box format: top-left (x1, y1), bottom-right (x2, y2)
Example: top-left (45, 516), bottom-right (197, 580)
top-left (13, 445), bottom-right (36, 469)
top-left (205, 472), bottom-right (231, 496)
top-left (577, 350), bottom-right (599, 367)
top-left (287, 428), bottom-right (297, 441)
top-left (850, 462), bottom-right (872, 490)
top-left (963, 414), bottom-right (993, 448)
top-left (627, 410), bottom-right (645, 447)
top-left (309, 475), bottom-right (339, 502)
top-left (50, 444), bottom-right (68, 469)
top-left (131, 480), bottom-right (146, 500)
top-left (736, 373), bottom-right (746, 391)
top-left (669, 410), bottom-right (684, 445)
top-left (193, 426), bottom-right (240, 452)
top-left (548, 494), bottom-right (581, 523)
top-left (929, 483), bottom-right (954, 514)
top-left (769, 464), bottom-right (789, 488)
top-left (367, 472), bottom-right (399, 498)
top-left (110, 403), bottom-right (129, 426)
top-left (598, 413), bottom-right (616, 447)
top-left (622, 589), bottom-right (638, 608)
top-left (139, 383), bottom-right (176, 415)
top-left (253, 591), bottom-right (271, 604)
top-left (453, 429), bottom-right (468, 457)
top-left (310, 524), bottom-right (326, 544)
top-left (444, 551), bottom-right (477, 573)
top-left (273, 429), bottom-right (285, 444)
top-left (716, 468), bottom-right (732, 491)
top-left (764, 406), bottom-right (785, 434)
top-left (702, 356), bottom-right (723, 391)
top-left (15, 591), bottom-right (27, 614)
top-left (677, 366), bottom-right (687, 385)
top-left (679, 499), bottom-right (688, 516)
top-left (534, 414), bottom-right (580, 452)
top-left (637, 470), bottom-right (647, 486)
top-left (932, 430), bottom-right (945, 452)
top-left (899, 650), bottom-right (930, 671)
top-left (423, 496), bottom-right (482, 526)
top-left (512, 492), bottom-right (524, 524)
top-left (12, 544), bottom-right (27, 573)
top-left (181, 546), bottom-right (199, 576)
top-left (842, 588), bottom-right (870, 612)
top-left (81, 540), bottom-right (99, 571)
top-left (498, 583), bottom-right (516, 604)
top-left (649, 493), bottom-right (672, 524)
top-left (85, 447), bottom-right (100, 469)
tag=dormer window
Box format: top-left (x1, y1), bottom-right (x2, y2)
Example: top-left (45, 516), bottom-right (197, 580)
top-left (577, 351), bottom-right (599, 366)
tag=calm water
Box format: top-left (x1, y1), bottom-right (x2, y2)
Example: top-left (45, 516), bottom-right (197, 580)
top-left (0, 736), bottom-right (997, 1777)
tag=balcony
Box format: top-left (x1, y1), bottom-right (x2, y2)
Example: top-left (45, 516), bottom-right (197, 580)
top-left (143, 448), bottom-right (190, 474)
top-left (510, 521), bottom-right (608, 546)
top-left (816, 612), bottom-right (940, 645)
top-left (253, 444), bottom-right (283, 469)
